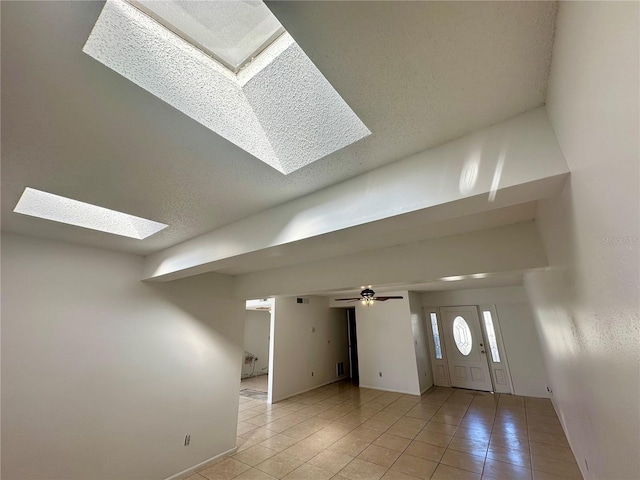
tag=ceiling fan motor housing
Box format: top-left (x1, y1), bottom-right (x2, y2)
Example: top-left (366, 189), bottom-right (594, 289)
top-left (361, 288), bottom-right (375, 298)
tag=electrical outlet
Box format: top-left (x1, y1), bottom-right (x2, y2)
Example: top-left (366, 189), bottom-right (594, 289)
top-left (379, 372), bottom-right (382, 377)
top-left (184, 434), bottom-right (191, 446)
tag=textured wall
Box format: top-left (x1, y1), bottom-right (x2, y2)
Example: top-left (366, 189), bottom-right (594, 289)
top-left (524, 3), bottom-right (640, 479)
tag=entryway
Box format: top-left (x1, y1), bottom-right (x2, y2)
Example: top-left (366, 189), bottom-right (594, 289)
top-left (425, 305), bottom-right (513, 394)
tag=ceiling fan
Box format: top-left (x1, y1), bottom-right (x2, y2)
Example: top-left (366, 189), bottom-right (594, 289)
top-left (335, 286), bottom-right (404, 306)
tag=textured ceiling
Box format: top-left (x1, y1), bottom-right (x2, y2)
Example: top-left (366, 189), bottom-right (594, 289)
top-left (1, 1), bottom-right (556, 255)
top-left (83, 1), bottom-right (370, 174)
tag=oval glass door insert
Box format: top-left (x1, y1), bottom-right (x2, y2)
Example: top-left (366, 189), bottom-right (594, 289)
top-left (453, 316), bottom-right (472, 355)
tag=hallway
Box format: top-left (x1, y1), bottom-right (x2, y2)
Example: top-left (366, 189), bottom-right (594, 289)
top-left (191, 382), bottom-right (581, 480)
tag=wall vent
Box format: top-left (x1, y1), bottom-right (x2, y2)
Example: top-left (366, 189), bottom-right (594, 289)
top-left (336, 362), bottom-right (345, 377)
top-left (296, 298), bottom-right (309, 304)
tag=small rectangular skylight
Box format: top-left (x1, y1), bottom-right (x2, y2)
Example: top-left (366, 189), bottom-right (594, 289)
top-left (129, 0), bottom-right (285, 73)
top-left (14, 187), bottom-right (168, 240)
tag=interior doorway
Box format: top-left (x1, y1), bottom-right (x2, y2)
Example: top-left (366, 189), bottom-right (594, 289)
top-left (347, 307), bottom-right (359, 385)
top-left (241, 298), bottom-right (274, 402)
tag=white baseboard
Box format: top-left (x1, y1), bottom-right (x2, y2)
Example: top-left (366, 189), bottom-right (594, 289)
top-left (272, 376), bottom-right (349, 403)
top-left (358, 384), bottom-right (421, 396)
top-left (164, 446), bottom-right (237, 480)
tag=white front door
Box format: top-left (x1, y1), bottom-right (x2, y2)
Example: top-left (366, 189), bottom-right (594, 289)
top-left (441, 306), bottom-right (493, 392)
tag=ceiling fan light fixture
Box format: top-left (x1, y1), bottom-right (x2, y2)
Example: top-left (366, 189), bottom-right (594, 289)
top-left (361, 297), bottom-right (375, 306)
top-left (335, 287), bottom-right (404, 305)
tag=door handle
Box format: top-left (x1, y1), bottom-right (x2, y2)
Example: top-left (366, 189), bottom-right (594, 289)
top-left (480, 350), bottom-right (486, 354)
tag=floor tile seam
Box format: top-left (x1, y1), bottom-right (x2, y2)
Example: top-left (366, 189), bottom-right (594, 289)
top-left (524, 402), bottom-right (535, 479)
top-left (379, 424), bottom-right (433, 479)
top-left (480, 405), bottom-right (503, 479)
top-left (483, 455), bottom-right (538, 479)
top-left (232, 446), bottom-right (281, 469)
top-left (446, 408), bottom-right (491, 477)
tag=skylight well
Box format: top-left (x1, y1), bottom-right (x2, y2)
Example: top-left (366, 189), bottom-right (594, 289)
top-left (83, 0), bottom-right (370, 175)
top-left (130, 0), bottom-right (285, 73)
top-left (14, 188), bottom-right (168, 239)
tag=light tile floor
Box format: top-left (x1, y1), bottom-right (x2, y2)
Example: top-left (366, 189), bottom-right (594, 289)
top-left (187, 382), bottom-right (582, 480)
top-left (241, 375), bottom-right (269, 393)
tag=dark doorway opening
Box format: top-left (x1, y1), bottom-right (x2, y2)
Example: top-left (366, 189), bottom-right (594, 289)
top-left (347, 307), bottom-right (359, 385)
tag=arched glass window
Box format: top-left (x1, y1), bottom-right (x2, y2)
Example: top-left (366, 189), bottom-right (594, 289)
top-left (453, 316), bottom-right (472, 355)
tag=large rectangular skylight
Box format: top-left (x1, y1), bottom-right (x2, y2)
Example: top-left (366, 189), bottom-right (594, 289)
top-left (84, 0), bottom-right (371, 174)
top-left (129, 0), bottom-right (285, 73)
top-left (14, 188), bottom-right (168, 239)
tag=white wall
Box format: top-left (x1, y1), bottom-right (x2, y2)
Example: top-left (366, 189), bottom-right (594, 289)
top-left (354, 292), bottom-right (421, 395)
top-left (1, 233), bottom-right (245, 480)
top-left (524, 3), bottom-right (640, 479)
top-left (242, 310), bottom-right (271, 377)
top-left (270, 296), bottom-right (349, 402)
top-left (421, 286), bottom-right (548, 398)
top-left (408, 292), bottom-right (433, 393)
top-left (236, 222), bottom-right (548, 299)
top-left (143, 107), bottom-right (567, 281)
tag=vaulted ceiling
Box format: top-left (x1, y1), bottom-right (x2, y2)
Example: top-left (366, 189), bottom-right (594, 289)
top-left (1, 1), bottom-right (558, 266)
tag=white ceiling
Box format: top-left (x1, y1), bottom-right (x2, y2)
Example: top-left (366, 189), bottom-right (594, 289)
top-left (320, 272), bottom-right (526, 297)
top-left (1, 1), bottom-right (557, 256)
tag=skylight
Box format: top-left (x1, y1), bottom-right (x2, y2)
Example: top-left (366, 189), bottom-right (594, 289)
top-left (14, 188), bottom-right (168, 239)
top-left (83, 0), bottom-right (370, 175)
top-left (130, 0), bottom-right (284, 73)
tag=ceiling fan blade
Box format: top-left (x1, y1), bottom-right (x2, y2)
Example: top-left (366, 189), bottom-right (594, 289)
top-left (335, 298), bottom-right (362, 301)
top-left (373, 296), bottom-right (404, 301)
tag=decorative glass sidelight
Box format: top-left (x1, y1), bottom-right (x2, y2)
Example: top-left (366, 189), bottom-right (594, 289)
top-left (482, 310), bottom-right (501, 362)
top-left (430, 313), bottom-right (443, 359)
